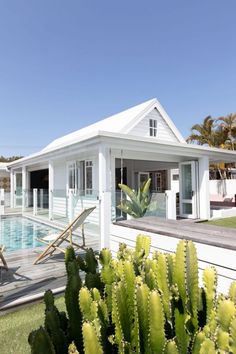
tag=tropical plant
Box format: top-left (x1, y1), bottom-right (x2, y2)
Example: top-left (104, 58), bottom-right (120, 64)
top-left (117, 178), bottom-right (152, 218)
top-left (217, 113), bottom-right (236, 150)
top-left (29, 236), bottom-right (236, 354)
top-left (186, 116), bottom-right (219, 147)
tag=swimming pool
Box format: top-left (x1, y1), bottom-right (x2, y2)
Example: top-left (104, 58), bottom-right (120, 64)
top-left (0, 216), bottom-right (59, 252)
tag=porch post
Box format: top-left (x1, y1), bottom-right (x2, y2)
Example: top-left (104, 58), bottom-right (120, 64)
top-left (22, 166), bottom-right (27, 211)
top-left (48, 160), bottom-right (54, 220)
top-left (198, 156), bottom-right (210, 219)
top-left (10, 170), bottom-right (14, 208)
top-left (99, 144), bottom-right (111, 249)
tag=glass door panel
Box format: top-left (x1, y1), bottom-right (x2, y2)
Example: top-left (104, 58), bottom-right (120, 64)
top-left (14, 172), bottom-right (22, 207)
top-left (179, 161), bottom-right (198, 218)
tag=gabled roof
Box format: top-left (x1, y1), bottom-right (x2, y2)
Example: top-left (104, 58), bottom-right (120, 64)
top-left (42, 98), bottom-right (185, 153)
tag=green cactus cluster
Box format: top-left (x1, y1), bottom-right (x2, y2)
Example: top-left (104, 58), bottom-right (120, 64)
top-left (29, 235), bottom-right (236, 354)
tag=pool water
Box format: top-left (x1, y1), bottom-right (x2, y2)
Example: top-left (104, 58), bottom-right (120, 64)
top-left (0, 216), bottom-right (58, 252)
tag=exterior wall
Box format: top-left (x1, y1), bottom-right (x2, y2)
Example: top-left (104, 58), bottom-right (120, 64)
top-left (110, 224), bottom-right (236, 294)
top-left (210, 179), bottom-right (236, 202)
top-left (129, 108), bottom-right (179, 142)
top-left (54, 162), bottom-right (67, 190)
top-left (52, 157), bottom-right (99, 223)
top-left (73, 195), bottom-right (99, 224)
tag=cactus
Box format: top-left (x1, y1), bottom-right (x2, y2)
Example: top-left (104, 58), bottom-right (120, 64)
top-left (77, 248), bottom-right (102, 290)
top-left (82, 322), bottom-right (103, 354)
top-left (65, 247), bottom-right (83, 352)
top-left (229, 281), bottom-right (236, 304)
top-left (164, 340), bottom-right (180, 354)
top-left (28, 327), bottom-right (56, 354)
top-left (44, 290), bottom-right (68, 354)
top-left (68, 342), bottom-right (79, 354)
top-left (29, 236), bottom-right (236, 354)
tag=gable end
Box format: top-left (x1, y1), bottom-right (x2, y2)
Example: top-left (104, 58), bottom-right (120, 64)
top-left (127, 108), bottom-right (182, 143)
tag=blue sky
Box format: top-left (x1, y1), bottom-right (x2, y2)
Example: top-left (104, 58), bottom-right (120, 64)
top-left (0, 0), bottom-right (235, 156)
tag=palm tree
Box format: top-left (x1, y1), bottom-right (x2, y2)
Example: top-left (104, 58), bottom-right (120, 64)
top-left (216, 113), bottom-right (236, 150)
top-left (187, 114), bottom-right (236, 179)
top-left (186, 116), bottom-right (220, 147)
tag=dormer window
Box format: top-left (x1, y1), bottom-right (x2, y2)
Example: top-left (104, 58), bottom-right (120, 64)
top-left (149, 119), bottom-right (157, 137)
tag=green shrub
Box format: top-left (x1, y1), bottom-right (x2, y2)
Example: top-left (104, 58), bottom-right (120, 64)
top-left (29, 235), bottom-right (236, 353)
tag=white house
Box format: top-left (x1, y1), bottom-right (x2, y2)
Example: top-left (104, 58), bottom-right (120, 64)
top-left (7, 98), bottom-right (236, 247)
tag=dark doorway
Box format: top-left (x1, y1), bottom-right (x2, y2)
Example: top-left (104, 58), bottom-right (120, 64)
top-left (30, 169), bottom-right (49, 208)
top-left (30, 169), bottom-right (49, 189)
top-left (115, 167), bottom-right (127, 190)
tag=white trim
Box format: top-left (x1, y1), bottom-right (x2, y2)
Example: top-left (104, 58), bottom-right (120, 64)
top-left (7, 130), bottom-right (236, 170)
top-left (179, 161), bottom-right (198, 218)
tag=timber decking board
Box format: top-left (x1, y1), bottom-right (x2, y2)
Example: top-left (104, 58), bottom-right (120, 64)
top-left (0, 240), bottom-right (99, 309)
top-left (117, 217), bottom-right (236, 250)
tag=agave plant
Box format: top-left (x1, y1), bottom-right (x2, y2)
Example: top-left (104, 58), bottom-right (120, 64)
top-left (117, 178), bottom-right (151, 218)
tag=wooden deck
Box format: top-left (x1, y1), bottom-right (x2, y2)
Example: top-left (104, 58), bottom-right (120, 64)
top-left (0, 234), bottom-right (99, 311)
top-left (117, 217), bottom-right (236, 251)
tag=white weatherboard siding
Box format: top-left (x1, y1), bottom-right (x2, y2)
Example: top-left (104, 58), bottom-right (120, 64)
top-left (130, 108), bottom-right (179, 142)
top-left (54, 163), bottom-right (67, 190)
top-left (210, 179), bottom-right (236, 199)
top-left (110, 224), bottom-right (236, 294)
top-left (73, 196), bottom-right (99, 224)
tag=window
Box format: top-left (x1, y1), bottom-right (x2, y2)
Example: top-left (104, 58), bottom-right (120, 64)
top-left (155, 172), bottom-right (162, 191)
top-left (149, 119), bottom-right (157, 137)
top-left (172, 174), bottom-right (179, 181)
top-left (85, 161), bottom-right (93, 195)
top-left (68, 160), bottom-right (93, 195)
top-left (68, 162), bottom-right (76, 189)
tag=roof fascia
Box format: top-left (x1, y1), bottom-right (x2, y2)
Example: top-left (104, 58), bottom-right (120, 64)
top-left (7, 133), bottom-right (101, 169)
top-left (98, 131), bottom-right (236, 162)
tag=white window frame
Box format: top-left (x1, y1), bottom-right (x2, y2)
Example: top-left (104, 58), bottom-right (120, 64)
top-left (85, 160), bottom-right (93, 195)
top-left (149, 119), bottom-right (157, 137)
top-left (67, 161), bottom-right (77, 192)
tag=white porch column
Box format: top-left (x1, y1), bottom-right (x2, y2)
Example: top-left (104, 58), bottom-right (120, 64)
top-left (99, 144), bottom-right (111, 249)
top-left (165, 190), bottom-right (176, 220)
top-left (33, 188), bottom-right (38, 215)
top-left (22, 166), bottom-right (27, 211)
top-left (48, 160), bottom-right (54, 220)
top-left (198, 156), bottom-right (210, 219)
top-left (10, 170), bottom-right (14, 208)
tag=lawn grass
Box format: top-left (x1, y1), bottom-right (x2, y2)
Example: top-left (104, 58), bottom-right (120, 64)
top-left (204, 216), bottom-right (236, 228)
top-left (0, 296), bottom-right (65, 354)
